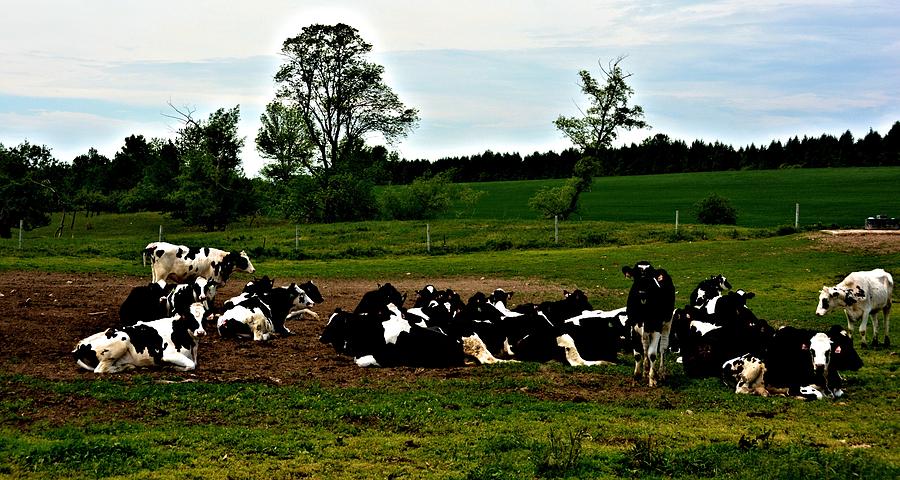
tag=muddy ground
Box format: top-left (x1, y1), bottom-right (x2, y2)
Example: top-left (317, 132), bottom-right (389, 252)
top-left (0, 271), bottom-right (619, 388)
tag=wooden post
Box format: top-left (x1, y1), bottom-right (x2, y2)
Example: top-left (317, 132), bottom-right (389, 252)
top-left (159, 225), bottom-right (163, 242)
top-left (18, 219), bottom-right (23, 249)
top-left (795, 203), bottom-right (799, 229)
top-left (295, 226), bottom-right (299, 251)
top-left (554, 215), bottom-right (559, 243)
top-left (675, 210), bottom-right (679, 234)
top-left (426, 224), bottom-right (431, 253)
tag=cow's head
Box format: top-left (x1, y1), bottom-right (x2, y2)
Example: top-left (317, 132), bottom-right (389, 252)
top-left (623, 261), bottom-right (655, 281)
top-left (300, 280), bottom-right (325, 304)
top-left (713, 274), bottom-right (732, 291)
top-left (806, 332), bottom-right (833, 379)
top-left (563, 289), bottom-right (592, 311)
top-left (414, 284), bottom-right (439, 308)
top-left (816, 285), bottom-right (866, 316)
top-left (377, 283), bottom-right (406, 308)
top-left (287, 283), bottom-right (316, 308)
top-left (488, 288), bottom-right (514, 305)
top-left (191, 277), bottom-right (217, 305)
top-left (174, 302), bottom-right (208, 337)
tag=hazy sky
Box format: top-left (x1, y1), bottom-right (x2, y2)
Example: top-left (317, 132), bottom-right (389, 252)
top-left (1, 0), bottom-right (898, 176)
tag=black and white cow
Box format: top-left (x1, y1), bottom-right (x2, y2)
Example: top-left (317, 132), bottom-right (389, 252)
top-left (320, 305), bottom-right (502, 368)
top-left (689, 274), bottom-right (732, 308)
top-left (816, 268), bottom-right (893, 348)
top-left (623, 261), bottom-right (676, 387)
top-left (354, 283), bottom-right (406, 315)
top-left (142, 241), bottom-right (255, 286)
top-left (73, 303), bottom-right (208, 373)
top-left (560, 308), bottom-right (628, 363)
top-left (217, 284), bottom-right (316, 340)
top-left (119, 277), bottom-right (217, 326)
top-left (722, 325), bottom-right (863, 399)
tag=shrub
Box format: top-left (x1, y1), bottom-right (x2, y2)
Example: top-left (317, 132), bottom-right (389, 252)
top-left (694, 193), bottom-right (738, 225)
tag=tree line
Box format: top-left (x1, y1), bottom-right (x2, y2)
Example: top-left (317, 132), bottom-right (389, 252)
top-left (384, 125), bottom-right (900, 184)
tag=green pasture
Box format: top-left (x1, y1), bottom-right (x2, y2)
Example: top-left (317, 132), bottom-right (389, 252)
top-left (1, 167), bottom-right (899, 478)
top-left (452, 166), bottom-right (900, 225)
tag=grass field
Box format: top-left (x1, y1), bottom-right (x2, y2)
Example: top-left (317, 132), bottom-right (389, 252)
top-left (1, 167), bottom-right (899, 479)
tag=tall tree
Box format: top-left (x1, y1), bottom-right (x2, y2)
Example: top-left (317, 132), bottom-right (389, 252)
top-left (270, 23), bottom-right (419, 221)
top-left (543, 56), bottom-right (648, 219)
top-left (166, 105), bottom-right (253, 231)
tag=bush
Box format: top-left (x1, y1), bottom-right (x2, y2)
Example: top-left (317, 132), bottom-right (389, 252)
top-left (694, 193), bottom-right (738, 225)
top-left (378, 172), bottom-right (481, 220)
top-left (528, 178), bottom-right (580, 219)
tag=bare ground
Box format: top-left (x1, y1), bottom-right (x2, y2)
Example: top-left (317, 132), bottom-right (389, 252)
top-left (0, 272), bottom-right (633, 390)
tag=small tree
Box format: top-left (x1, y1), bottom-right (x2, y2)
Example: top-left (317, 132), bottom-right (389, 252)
top-left (542, 56), bottom-right (648, 219)
top-left (0, 141), bottom-right (58, 238)
top-left (377, 172), bottom-right (480, 220)
top-left (694, 193), bottom-right (738, 225)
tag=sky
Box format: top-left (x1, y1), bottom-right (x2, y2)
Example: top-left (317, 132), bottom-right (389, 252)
top-left (1, 0), bottom-right (898, 176)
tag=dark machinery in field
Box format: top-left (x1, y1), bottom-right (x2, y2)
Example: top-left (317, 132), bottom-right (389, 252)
top-left (865, 215), bottom-right (900, 230)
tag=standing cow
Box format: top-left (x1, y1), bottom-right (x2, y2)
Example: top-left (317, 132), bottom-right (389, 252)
top-left (623, 261), bottom-right (676, 387)
top-left (816, 269), bottom-right (893, 348)
top-left (142, 242), bottom-right (255, 286)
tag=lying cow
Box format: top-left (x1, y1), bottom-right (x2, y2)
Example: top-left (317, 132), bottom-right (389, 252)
top-left (119, 277), bottom-right (217, 326)
top-left (623, 261), bottom-right (676, 387)
top-left (142, 241), bottom-right (255, 286)
top-left (73, 303), bottom-right (208, 373)
top-left (722, 325), bottom-right (863, 399)
top-left (816, 268), bottom-right (893, 348)
top-left (217, 283), bottom-right (316, 340)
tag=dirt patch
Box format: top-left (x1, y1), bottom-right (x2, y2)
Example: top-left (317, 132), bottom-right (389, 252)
top-left (0, 271), bottom-right (628, 390)
top-left (807, 231), bottom-right (900, 255)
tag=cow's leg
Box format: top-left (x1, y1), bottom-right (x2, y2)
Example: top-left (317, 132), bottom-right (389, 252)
top-left (859, 310), bottom-right (873, 348)
top-left (632, 348), bottom-right (643, 380)
top-left (163, 354), bottom-right (196, 371)
top-left (646, 331), bottom-right (661, 387)
top-left (883, 304), bottom-right (891, 348)
top-left (657, 321), bottom-right (673, 380)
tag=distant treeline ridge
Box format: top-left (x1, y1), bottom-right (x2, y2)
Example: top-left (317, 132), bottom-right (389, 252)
top-left (384, 123), bottom-right (900, 184)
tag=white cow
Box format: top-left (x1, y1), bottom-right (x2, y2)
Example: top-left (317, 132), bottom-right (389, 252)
top-left (142, 241), bottom-right (255, 285)
top-left (816, 269), bottom-right (893, 348)
top-left (73, 303), bottom-right (208, 373)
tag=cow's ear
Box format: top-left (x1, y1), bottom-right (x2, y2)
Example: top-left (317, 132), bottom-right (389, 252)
top-left (622, 266), bottom-right (633, 278)
top-left (801, 343), bottom-right (809, 350)
top-left (508, 291), bottom-right (515, 300)
top-left (656, 273), bottom-right (665, 282)
top-left (744, 292), bottom-right (756, 299)
top-left (563, 290), bottom-right (570, 297)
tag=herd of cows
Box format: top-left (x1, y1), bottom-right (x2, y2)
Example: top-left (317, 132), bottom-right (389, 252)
top-left (72, 241), bottom-right (894, 401)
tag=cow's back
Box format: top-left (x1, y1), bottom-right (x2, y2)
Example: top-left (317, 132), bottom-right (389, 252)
top-left (841, 269), bottom-right (893, 308)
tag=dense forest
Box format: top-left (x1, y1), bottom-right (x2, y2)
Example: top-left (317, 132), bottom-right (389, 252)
top-left (385, 123), bottom-right (900, 184)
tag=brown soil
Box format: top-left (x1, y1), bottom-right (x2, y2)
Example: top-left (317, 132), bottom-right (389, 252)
top-left (809, 230), bottom-right (900, 255)
top-left (0, 271), bottom-right (622, 389)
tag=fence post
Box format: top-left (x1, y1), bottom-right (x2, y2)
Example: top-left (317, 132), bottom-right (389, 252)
top-left (295, 225), bottom-right (299, 251)
top-left (426, 224), bottom-right (431, 253)
top-left (18, 219), bottom-right (23, 249)
top-left (554, 215), bottom-right (559, 244)
top-left (795, 203), bottom-right (799, 229)
top-left (159, 225), bottom-right (163, 242)
top-left (675, 210), bottom-right (679, 234)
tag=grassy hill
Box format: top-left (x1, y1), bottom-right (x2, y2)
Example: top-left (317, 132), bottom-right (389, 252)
top-left (451, 166), bottom-right (900, 226)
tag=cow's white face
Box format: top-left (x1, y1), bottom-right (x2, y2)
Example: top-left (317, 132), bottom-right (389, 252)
top-left (188, 303), bottom-right (207, 336)
top-left (808, 332), bottom-right (832, 374)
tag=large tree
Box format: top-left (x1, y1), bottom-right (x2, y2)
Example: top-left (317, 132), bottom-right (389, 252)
top-left (268, 23), bottom-right (418, 221)
top-left (537, 57), bottom-right (648, 219)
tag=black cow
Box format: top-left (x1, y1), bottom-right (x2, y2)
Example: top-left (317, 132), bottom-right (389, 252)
top-left (119, 280), bottom-right (169, 325)
top-left (354, 283), bottom-right (406, 315)
top-left (623, 261), bottom-right (676, 387)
